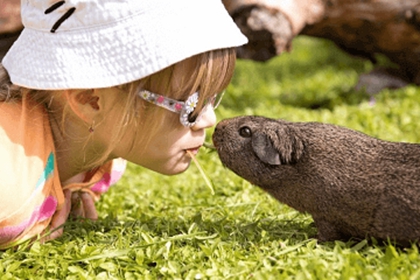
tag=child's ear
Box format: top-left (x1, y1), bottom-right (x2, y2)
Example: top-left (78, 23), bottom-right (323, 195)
top-left (65, 89), bottom-right (102, 123)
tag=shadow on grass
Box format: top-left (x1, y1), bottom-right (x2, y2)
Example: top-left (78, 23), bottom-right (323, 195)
top-left (279, 88), bottom-right (372, 110)
top-left (61, 212), bottom-right (416, 254)
top-left (61, 211), bottom-right (318, 249)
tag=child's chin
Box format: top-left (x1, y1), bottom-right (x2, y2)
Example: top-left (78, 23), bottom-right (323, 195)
top-left (159, 162), bottom-right (191, 176)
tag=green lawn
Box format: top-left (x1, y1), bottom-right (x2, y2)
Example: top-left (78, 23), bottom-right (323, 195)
top-left (3, 36), bottom-right (420, 279)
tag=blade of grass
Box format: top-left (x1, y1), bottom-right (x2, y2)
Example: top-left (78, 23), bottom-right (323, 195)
top-left (203, 142), bottom-right (216, 150)
top-left (187, 150), bottom-right (215, 195)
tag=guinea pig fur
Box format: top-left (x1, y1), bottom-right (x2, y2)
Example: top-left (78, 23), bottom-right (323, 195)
top-left (212, 115), bottom-right (420, 245)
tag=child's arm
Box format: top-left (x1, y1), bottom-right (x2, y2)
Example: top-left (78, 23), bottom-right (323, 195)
top-left (42, 189), bottom-right (98, 242)
top-left (41, 189), bottom-right (72, 242)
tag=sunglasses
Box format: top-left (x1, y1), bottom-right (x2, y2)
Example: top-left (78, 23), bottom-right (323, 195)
top-left (138, 90), bottom-right (225, 127)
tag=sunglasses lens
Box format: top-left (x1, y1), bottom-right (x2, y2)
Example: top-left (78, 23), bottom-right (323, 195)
top-left (183, 91), bottom-right (225, 127)
top-left (211, 91), bottom-right (225, 109)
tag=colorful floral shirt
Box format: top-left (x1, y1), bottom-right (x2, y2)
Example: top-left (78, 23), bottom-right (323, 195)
top-left (0, 94), bottom-right (126, 249)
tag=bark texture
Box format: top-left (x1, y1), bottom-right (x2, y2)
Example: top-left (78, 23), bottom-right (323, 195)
top-left (224, 0), bottom-right (420, 86)
top-left (0, 0), bottom-right (22, 60)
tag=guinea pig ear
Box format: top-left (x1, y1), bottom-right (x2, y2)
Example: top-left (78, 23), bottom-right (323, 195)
top-left (252, 127), bottom-right (304, 165)
top-left (251, 132), bottom-right (281, 165)
top-left (273, 126), bottom-right (304, 164)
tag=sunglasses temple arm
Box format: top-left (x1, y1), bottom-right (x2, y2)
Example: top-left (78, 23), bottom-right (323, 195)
top-left (138, 90), bottom-right (185, 113)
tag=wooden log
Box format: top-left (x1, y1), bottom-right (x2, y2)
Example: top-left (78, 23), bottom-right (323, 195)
top-left (224, 0), bottom-right (420, 86)
top-left (0, 0), bottom-right (22, 34)
top-left (0, 0), bottom-right (22, 60)
top-left (302, 0), bottom-right (420, 85)
top-left (223, 0), bottom-right (325, 61)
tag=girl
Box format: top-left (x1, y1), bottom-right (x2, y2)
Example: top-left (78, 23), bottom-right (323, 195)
top-left (0, 0), bottom-right (247, 249)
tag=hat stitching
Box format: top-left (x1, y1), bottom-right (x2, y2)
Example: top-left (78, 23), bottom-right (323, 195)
top-left (44, 1), bottom-right (77, 33)
top-left (50, 7), bottom-right (76, 33)
top-left (44, 1), bottom-right (65, 14)
top-left (42, 3), bottom-right (143, 33)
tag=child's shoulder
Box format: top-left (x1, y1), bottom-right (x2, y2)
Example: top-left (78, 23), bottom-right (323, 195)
top-left (0, 97), bottom-right (56, 193)
top-left (0, 97), bottom-right (59, 247)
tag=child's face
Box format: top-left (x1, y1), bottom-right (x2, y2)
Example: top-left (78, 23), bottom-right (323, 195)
top-left (102, 50), bottom-right (234, 175)
top-left (112, 97), bottom-right (217, 175)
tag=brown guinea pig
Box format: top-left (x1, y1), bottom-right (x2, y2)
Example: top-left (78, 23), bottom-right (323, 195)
top-left (212, 115), bottom-right (420, 245)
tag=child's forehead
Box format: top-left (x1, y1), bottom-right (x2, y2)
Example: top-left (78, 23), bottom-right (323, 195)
top-left (142, 48), bottom-right (235, 102)
top-left (173, 57), bottom-right (229, 97)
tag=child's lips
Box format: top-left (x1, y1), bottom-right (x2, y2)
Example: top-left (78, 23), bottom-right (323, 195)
top-left (185, 146), bottom-right (201, 155)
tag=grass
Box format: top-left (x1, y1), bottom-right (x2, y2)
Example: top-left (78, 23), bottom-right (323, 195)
top-left (3, 36), bottom-right (420, 279)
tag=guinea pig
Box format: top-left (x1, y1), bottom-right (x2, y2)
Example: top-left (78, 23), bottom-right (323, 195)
top-left (212, 115), bottom-right (420, 245)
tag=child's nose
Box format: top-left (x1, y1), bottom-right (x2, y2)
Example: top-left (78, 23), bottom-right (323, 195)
top-left (192, 104), bottom-right (216, 130)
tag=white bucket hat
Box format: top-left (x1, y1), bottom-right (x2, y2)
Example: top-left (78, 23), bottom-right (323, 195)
top-left (2, 0), bottom-right (247, 90)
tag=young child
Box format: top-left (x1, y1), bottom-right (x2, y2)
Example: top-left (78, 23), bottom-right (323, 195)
top-left (0, 0), bottom-right (247, 249)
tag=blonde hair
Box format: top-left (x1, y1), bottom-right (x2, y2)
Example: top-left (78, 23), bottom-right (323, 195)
top-left (0, 47), bottom-right (237, 170)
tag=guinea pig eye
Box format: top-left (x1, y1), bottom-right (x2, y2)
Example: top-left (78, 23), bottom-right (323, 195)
top-left (239, 126), bottom-right (252, 138)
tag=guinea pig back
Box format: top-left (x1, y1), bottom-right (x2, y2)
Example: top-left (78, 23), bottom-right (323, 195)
top-left (212, 115), bottom-right (420, 245)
